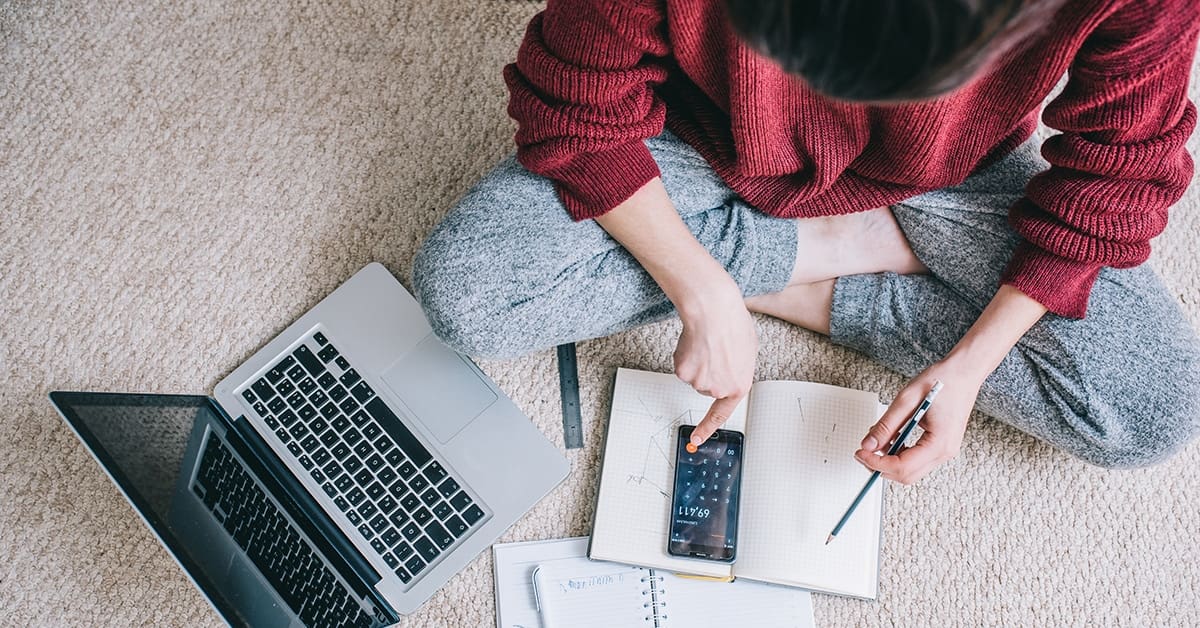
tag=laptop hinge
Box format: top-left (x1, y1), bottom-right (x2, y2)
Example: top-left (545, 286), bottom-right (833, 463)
top-left (211, 399), bottom-right (400, 623)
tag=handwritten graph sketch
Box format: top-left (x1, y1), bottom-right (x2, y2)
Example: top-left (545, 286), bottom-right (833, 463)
top-left (624, 398), bottom-right (696, 499)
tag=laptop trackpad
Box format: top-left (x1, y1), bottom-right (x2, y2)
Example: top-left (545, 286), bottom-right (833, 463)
top-left (380, 336), bottom-right (497, 444)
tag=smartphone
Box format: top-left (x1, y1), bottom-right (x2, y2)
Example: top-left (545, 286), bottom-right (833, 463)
top-left (667, 424), bottom-right (744, 562)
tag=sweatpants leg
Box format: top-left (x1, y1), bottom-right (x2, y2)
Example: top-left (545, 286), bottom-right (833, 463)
top-left (830, 138), bottom-right (1200, 468)
top-left (412, 131), bottom-right (797, 359)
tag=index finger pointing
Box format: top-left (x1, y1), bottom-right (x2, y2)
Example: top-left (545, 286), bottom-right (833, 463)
top-left (691, 394), bottom-right (742, 445)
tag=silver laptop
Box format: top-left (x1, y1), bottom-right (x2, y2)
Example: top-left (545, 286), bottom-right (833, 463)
top-left (49, 262), bottom-right (569, 626)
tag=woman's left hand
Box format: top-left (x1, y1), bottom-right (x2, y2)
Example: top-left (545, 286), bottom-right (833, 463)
top-left (854, 360), bottom-right (986, 484)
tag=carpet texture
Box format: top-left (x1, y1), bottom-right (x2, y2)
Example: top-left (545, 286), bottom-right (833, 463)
top-left (2, 1), bottom-right (1199, 626)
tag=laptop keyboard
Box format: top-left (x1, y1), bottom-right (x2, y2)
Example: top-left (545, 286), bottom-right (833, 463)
top-left (240, 331), bottom-right (488, 585)
top-left (193, 433), bottom-right (372, 628)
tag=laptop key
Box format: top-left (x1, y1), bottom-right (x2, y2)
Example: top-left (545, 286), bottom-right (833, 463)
top-left (409, 475), bottom-right (429, 493)
top-left (421, 488), bottom-right (440, 507)
top-left (286, 391), bottom-right (305, 409)
top-left (378, 495), bottom-right (398, 514)
top-left (331, 415), bottom-right (351, 432)
top-left (300, 435), bottom-right (320, 451)
top-left (289, 423), bottom-right (309, 439)
top-left (287, 364), bottom-right (307, 382)
top-left (322, 461), bottom-right (343, 479)
top-left (389, 481), bottom-right (410, 499)
top-left (414, 536), bottom-right (440, 562)
top-left (362, 423), bottom-right (382, 440)
top-left (394, 566), bottom-right (413, 584)
top-left (401, 521), bottom-right (421, 541)
top-left (382, 528), bottom-right (402, 547)
top-left (371, 539), bottom-right (387, 555)
top-left (358, 502), bottom-right (378, 519)
top-left (287, 442), bottom-right (303, 457)
top-left (357, 524), bottom-right (374, 540)
top-left (344, 428), bottom-right (363, 446)
top-left (346, 510), bottom-right (362, 525)
top-left (332, 443), bottom-right (351, 461)
top-left (433, 501), bottom-right (452, 520)
top-left (268, 397), bottom-right (286, 414)
top-left (423, 462), bottom-right (447, 484)
top-left (346, 488), bottom-right (366, 505)
top-left (319, 429), bottom-right (339, 448)
top-left (385, 449), bottom-right (404, 466)
top-left (310, 390), bottom-right (329, 408)
top-left (405, 554), bottom-right (427, 576)
top-left (335, 475), bottom-right (353, 492)
top-left (311, 469), bottom-right (326, 483)
top-left (313, 332), bottom-right (328, 346)
top-left (335, 355), bottom-right (350, 370)
top-left (311, 449), bottom-right (331, 466)
top-left (298, 455), bottom-right (313, 470)
top-left (351, 381), bottom-right (374, 403)
top-left (322, 482), bottom-right (337, 497)
top-left (317, 371), bottom-right (338, 388)
top-left (444, 514), bottom-right (468, 538)
top-left (400, 493), bottom-right (421, 512)
top-left (297, 377), bottom-right (317, 395)
top-left (279, 409), bottom-right (298, 427)
top-left (294, 345), bottom-right (324, 376)
top-left (318, 344), bottom-right (339, 363)
top-left (298, 404), bottom-right (317, 421)
top-left (253, 401), bottom-right (269, 417)
top-left (395, 541), bottom-right (414, 561)
top-left (343, 457), bottom-right (363, 474)
top-left (377, 467), bottom-right (398, 486)
top-left (252, 379), bottom-right (276, 402)
top-left (397, 461), bottom-right (417, 479)
top-left (366, 482), bottom-right (387, 501)
top-left (242, 389), bottom-right (257, 404)
top-left (353, 468), bottom-right (373, 486)
top-left (339, 396), bottom-right (359, 415)
top-left (366, 454), bottom-right (385, 472)
top-left (438, 478), bottom-right (460, 499)
top-left (276, 379), bottom-right (295, 396)
top-left (388, 510), bottom-right (409, 528)
top-left (425, 521), bottom-right (454, 550)
top-left (412, 507), bottom-right (432, 525)
top-left (370, 514), bottom-right (389, 533)
top-left (374, 436), bottom-right (394, 455)
top-left (320, 402), bottom-right (339, 419)
top-left (309, 417), bottom-right (329, 435)
top-left (350, 409), bottom-right (370, 427)
top-left (340, 368), bottom-right (362, 387)
top-left (382, 553), bottom-right (399, 569)
top-left (274, 427), bottom-right (290, 443)
top-left (334, 496), bottom-right (350, 512)
top-left (462, 504), bottom-right (485, 525)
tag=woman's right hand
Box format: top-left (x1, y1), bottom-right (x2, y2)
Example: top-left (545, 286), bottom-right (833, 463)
top-left (674, 278), bottom-right (758, 446)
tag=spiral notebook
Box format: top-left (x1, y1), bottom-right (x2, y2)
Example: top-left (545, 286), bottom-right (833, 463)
top-left (589, 368), bottom-right (886, 599)
top-left (492, 536), bottom-right (813, 628)
top-left (532, 555), bottom-right (812, 628)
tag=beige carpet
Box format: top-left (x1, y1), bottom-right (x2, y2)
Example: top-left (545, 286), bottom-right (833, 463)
top-left (2, 1), bottom-right (1199, 626)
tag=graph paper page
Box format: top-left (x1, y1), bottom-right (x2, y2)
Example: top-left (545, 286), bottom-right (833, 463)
top-left (736, 380), bottom-right (884, 598)
top-left (589, 368), bottom-right (746, 578)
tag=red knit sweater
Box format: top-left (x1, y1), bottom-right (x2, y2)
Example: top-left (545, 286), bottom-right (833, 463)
top-left (504, 0), bottom-right (1199, 318)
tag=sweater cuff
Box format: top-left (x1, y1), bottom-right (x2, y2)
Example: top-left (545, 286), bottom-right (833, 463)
top-left (550, 141), bottom-right (662, 221)
top-left (1000, 242), bottom-right (1104, 319)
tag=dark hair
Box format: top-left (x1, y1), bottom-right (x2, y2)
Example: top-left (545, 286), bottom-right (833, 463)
top-left (724, 0), bottom-right (1055, 102)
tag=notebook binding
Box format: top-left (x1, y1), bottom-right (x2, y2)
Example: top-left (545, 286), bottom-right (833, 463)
top-left (640, 573), bottom-right (667, 625)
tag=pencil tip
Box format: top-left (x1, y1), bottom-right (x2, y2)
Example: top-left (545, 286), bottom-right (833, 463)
top-left (825, 534), bottom-right (834, 545)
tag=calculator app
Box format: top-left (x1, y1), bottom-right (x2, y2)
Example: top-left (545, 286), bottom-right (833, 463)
top-left (669, 427), bottom-right (743, 558)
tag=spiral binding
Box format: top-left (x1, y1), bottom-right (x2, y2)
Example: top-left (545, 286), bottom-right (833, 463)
top-left (640, 574), bottom-right (668, 625)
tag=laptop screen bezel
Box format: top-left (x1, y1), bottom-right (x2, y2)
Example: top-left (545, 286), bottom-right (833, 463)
top-left (47, 391), bottom-right (243, 625)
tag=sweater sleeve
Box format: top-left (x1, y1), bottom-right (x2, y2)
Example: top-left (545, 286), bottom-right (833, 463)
top-left (1002, 0), bottom-right (1200, 318)
top-left (503, 0), bottom-right (671, 220)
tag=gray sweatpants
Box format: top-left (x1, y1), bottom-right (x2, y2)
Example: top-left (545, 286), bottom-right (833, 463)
top-left (412, 131), bottom-right (1200, 469)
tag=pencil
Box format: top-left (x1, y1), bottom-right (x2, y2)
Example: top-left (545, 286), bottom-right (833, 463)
top-left (825, 380), bottom-right (944, 545)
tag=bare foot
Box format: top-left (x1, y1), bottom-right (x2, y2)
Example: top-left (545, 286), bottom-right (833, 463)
top-left (788, 207), bottom-right (927, 285)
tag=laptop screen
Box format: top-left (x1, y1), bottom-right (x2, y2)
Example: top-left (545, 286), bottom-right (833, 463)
top-left (48, 391), bottom-right (239, 623)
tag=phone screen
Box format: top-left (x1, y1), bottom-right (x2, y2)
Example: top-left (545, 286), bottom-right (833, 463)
top-left (667, 425), bottom-right (744, 562)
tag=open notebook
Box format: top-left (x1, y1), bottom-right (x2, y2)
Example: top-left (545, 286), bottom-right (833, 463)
top-left (589, 368), bottom-right (886, 599)
top-left (493, 536), bottom-right (812, 628)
